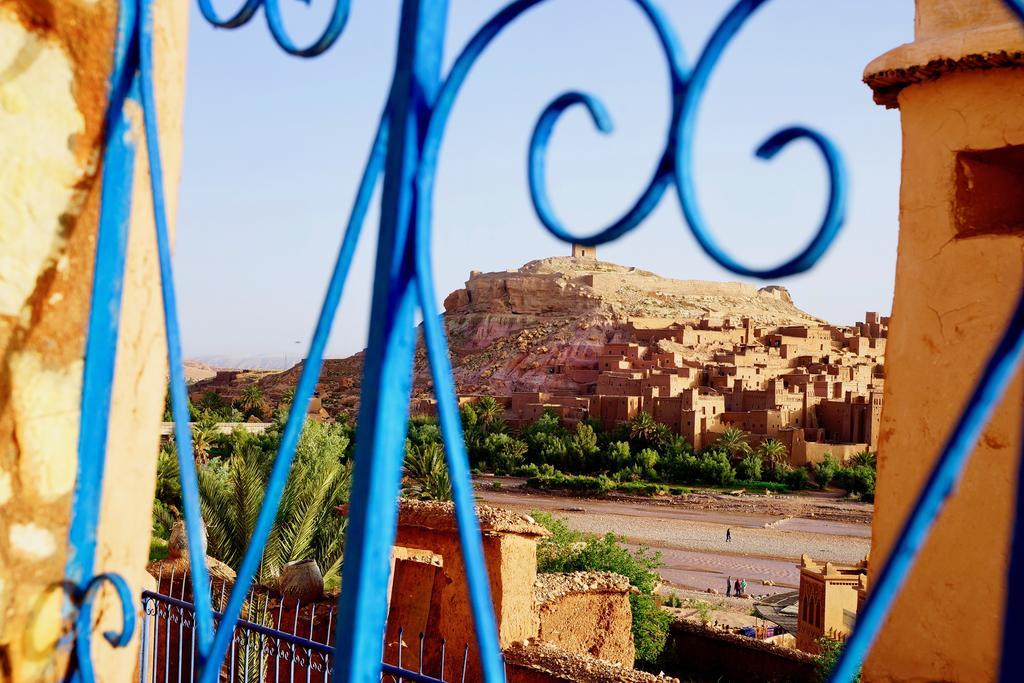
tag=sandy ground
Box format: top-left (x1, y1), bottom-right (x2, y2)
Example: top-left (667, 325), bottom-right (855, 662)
top-left (475, 479), bottom-right (873, 595)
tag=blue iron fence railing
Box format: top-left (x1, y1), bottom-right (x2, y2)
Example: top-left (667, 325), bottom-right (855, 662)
top-left (62, 1), bottom-right (1024, 682)
top-left (139, 587), bottom-right (463, 683)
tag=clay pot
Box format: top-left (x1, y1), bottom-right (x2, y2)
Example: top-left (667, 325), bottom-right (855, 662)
top-left (167, 520), bottom-right (207, 560)
top-left (279, 559), bottom-right (324, 602)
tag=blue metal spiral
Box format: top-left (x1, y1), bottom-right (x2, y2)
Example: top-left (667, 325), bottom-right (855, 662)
top-left (66, 1), bottom-right (1024, 683)
top-left (197, 0), bottom-right (350, 57)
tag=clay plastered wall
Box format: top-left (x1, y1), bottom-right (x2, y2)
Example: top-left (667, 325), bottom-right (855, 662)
top-left (537, 591), bottom-right (635, 667)
top-left (0, 1), bottom-right (186, 680)
top-left (865, 67), bottom-right (1024, 682)
top-left (394, 526), bottom-right (540, 681)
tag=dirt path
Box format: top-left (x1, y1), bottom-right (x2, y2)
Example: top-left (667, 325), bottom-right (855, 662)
top-left (475, 480), bottom-right (872, 596)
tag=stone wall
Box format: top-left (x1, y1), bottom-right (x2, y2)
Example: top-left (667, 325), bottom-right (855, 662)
top-left (534, 571), bottom-right (635, 667)
top-left (660, 620), bottom-right (815, 683)
top-left (0, 1), bottom-right (187, 680)
top-left (504, 642), bottom-right (679, 683)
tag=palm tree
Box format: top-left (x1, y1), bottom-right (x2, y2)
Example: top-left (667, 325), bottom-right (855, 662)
top-left (850, 450), bottom-right (877, 468)
top-left (191, 421), bottom-right (219, 464)
top-left (403, 441), bottom-right (452, 502)
top-left (716, 427), bottom-right (751, 462)
top-left (756, 438), bottom-right (789, 468)
top-left (474, 396), bottom-right (503, 433)
top-left (236, 383), bottom-right (268, 419)
top-left (197, 441), bottom-right (351, 589)
top-left (627, 411), bottom-right (660, 445)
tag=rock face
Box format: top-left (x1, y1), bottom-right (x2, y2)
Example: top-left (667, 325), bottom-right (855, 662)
top-left (192, 257), bottom-right (821, 415)
top-left (436, 258), bottom-right (819, 396)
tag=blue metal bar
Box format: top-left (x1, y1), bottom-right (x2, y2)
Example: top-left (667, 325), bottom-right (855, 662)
top-left (142, 592), bottom-right (447, 683)
top-left (674, 0), bottom-right (846, 279)
top-left (1001, 400), bottom-right (1024, 682)
top-left (65, 1), bottom-right (141, 679)
top-left (138, 0), bottom-right (215, 655)
top-left (196, 84), bottom-right (390, 683)
top-left (831, 289), bottom-right (1024, 681)
top-left (333, 1), bottom-right (450, 681)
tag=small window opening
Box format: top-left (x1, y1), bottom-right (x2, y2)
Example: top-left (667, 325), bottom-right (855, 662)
top-left (955, 144), bottom-right (1024, 238)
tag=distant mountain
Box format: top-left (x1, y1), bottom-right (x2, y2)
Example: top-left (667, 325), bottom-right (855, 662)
top-left (189, 354), bottom-right (293, 371)
top-left (183, 360), bottom-right (217, 383)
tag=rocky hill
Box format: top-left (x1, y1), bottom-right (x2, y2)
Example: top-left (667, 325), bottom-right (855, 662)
top-left (190, 257), bottom-right (822, 416)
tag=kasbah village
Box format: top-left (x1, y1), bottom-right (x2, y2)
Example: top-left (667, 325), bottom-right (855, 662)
top-left (3, 0), bottom-right (1023, 682)
top-left (179, 246), bottom-right (883, 680)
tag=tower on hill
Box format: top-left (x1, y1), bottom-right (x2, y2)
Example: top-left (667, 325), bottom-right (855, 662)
top-left (571, 243), bottom-right (597, 260)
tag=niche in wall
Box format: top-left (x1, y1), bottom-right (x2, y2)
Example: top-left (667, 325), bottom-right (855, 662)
top-left (954, 144), bottom-right (1024, 238)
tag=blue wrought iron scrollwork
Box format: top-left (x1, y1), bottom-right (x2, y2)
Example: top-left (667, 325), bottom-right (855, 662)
top-left (65, 0), bottom-right (1024, 682)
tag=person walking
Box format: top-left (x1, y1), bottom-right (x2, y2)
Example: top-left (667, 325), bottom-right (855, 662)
top-left (734, 578), bottom-right (742, 597)
top-left (726, 576), bottom-right (732, 597)
top-left (726, 528), bottom-right (732, 543)
top-left (741, 578), bottom-right (748, 597)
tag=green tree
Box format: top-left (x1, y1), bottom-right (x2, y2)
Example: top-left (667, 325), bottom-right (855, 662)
top-left (813, 636), bottom-right (860, 682)
top-left (698, 452), bottom-right (736, 486)
top-left (482, 432), bottom-right (528, 474)
top-left (849, 449), bottom-right (877, 469)
top-left (474, 396), bottom-right (505, 434)
top-left (756, 438), bottom-right (789, 468)
top-left (404, 441), bottom-right (452, 501)
top-left (735, 452), bottom-right (762, 481)
top-left (197, 439), bottom-right (350, 589)
top-left (715, 427), bottom-right (751, 462)
top-left (191, 420), bottom-right (220, 464)
top-left (155, 442), bottom-right (182, 509)
top-left (566, 422), bottom-right (600, 471)
top-left (604, 441), bottom-right (631, 471)
top-left (635, 448), bottom-right (659, 479)
top-left (815, 452), bottom-right (839, 488)
top-left (786, 467), bottom-right (811, 490)
top-left (627, 412), bottom-right (660, 447)
top-left (236, 383), bottom-right (268, 419)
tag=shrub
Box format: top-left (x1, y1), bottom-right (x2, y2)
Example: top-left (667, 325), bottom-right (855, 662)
top-left (663, 592), bottom-right (683, 608)
top-left (698, 452), bottom-right (736, 486)
top-left (686, 598), bottom-right (715, 625)
top-left (604, 441), bottom-right (632, 471)
top-left (735, 453), bottom-right (762, 481)
top-left (813, 636), bottom-right (860, 682)
top-left (668, 486), bottom-right (689, 495)
top-left (660, 451), bottom-right (700, 483)
top-left (835, 464), bottom-right (876, 501)
top-left (526, 473), bottom-right (615, 495)
top-left (566, 422), bottom-right (601, 472)
top-left (635, 447), bottom-right (659, 479)
top-left (734, 480), bottom-right (789, 494)
top-left (616, 481), bottom-right (663, 497)
top-left (482, 433), bottom-right (529, 474)
top-left (785, 466), bottom-right (811, 491)
top-left (815, 452), bottom-right (839, 488)
top-left (765, 461), bottom-right (793, 484)
top-left (512, 463), bottom-right (540, 478)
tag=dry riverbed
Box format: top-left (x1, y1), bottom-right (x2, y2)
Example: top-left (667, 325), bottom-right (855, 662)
top-left (474, 478), bottom-right (873, 595)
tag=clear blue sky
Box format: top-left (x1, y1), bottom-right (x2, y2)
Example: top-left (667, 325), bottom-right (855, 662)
top-left (176, 0), bottom-right (913, 363)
